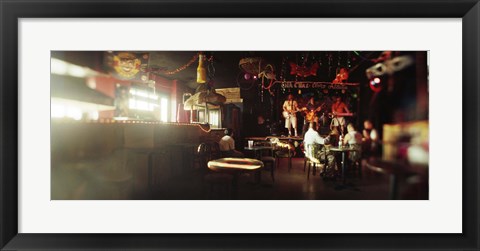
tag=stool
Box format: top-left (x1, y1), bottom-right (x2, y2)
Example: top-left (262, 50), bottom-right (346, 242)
top-left (260, 156), bottom-right (276, 183)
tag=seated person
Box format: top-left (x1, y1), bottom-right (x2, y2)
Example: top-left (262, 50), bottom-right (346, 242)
top-left (252, 115), bottom-right (270, 137)
top-left (362, 120), bottom-right (379, 156)
top-left (304, 122), bottom-right (337, 172)
top-left (303, 122), bottom-right (327, 161)
top-left (343, 123), bottom-right (363, 162)
top-left (219, 128), bottom-right (244, 158)
top-left (327, 127), bottom-right (340, 147)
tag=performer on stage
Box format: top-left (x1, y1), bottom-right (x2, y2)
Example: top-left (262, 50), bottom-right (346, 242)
top-left (282, 94), bottom-right (299, 137)
top-left (331, 96), bottom-right (351, 134)
top-left (302, 96), bottom-right (324, 136)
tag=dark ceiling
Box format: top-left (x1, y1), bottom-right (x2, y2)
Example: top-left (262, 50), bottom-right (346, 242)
top-left (52, 50), bottom-right (385, 89)
top-left (146, 51), bottom-right (384, 89)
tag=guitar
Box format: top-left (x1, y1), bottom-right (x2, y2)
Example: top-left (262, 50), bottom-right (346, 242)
top-left (282, 107), bottom-right (306, 119)
top-left (304, 103), bottom-right (326, 122)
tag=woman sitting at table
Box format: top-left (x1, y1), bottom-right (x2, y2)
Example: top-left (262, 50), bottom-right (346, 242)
top-left (219, 128), bottom-right (244, 158)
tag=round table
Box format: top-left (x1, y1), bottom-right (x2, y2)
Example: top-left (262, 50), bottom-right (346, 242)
top-left (329, 146), bottom-right (357, 184)
top-left (365, 158), bottom-right (428, 199)
top-left (208, 158), bottom-right (264, 199)
top-left (244, 146), bottom-right (274, 159)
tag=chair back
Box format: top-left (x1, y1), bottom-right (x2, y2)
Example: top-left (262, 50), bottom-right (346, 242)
top-left (349, 143), bottom-right (362, 162)
top-left (209, 142), bottom-right (222, 160)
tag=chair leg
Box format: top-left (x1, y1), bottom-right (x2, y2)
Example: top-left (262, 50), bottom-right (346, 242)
top-left (271, 161), bottom-right (275, 182)
top-left (307, 161), bottom-right (311, 180)
top-left (358, 161), bottom-right (362, 178)
top-left (288, 156), bottom-right (292, 172)
top-left (303, 158), bottom-right (307, 172)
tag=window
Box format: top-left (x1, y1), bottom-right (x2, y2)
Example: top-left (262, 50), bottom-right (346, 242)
top-left (129, 87), bottom-right (158, 112)
top-left (160, 97), bottom-right (169, 122)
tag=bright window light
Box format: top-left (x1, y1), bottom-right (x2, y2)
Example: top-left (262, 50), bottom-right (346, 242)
top-left (66, 107), bottom-right (82, 120)
top-left (136, 100), bottom-right (149, 111)
top-left (51, 58), bottom-right (93, 78)
top-left (51, 104), bottom-right (66, 118)
top-left (160, 98), bottom-right (168, 122)
top-left (171, 100), bottom-right (177, 122)
top-left (90, 111), bottom-right (99, 120)
top-left (51, 58), bottom-right (68, 75)
top-left (129, 98), bottom-right (136, 109)
top-left (68, 64), bottom-right (88, 78)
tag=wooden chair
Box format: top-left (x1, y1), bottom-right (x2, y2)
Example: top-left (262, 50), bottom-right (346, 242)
top-left (259, 142), bottom-right (276, 183)
top-left (201, 141), bottom-right (234, 199)
top-left (274, 141), bottom-right (294, 172)
top-left (304, 144), bottom-right (325, 180)
top-left (348, 143), bottom-right (363, 178)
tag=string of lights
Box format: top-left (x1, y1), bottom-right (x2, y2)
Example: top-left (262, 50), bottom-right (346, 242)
top-left (54, 119), bottom-right (212, 132)
top-left (151, 53), bottom-right (200, 75)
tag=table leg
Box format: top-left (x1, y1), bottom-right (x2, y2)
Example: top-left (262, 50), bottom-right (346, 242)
top-left (147, 152), bottom-right (154, 190)
top-left (232, 173), bottom-right (239, 199)
top-left (342, 152), bottom-right (346, 184)
top-left (389, 174), bottom-right (398, 200)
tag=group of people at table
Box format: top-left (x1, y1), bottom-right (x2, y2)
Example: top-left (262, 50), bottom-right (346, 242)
top-left (217, 118), bottom-right (380, 176)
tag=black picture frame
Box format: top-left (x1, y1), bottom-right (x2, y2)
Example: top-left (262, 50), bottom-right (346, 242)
top-left (1, 0), bottom-right (479, 250)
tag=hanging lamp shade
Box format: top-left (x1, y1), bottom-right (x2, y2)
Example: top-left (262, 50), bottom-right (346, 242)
top-left (196, 54), bottom-right (207, 83)
top-left (239, 57), bottom-right (265, 75)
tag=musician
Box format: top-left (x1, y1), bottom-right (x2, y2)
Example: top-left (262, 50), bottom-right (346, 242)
top-left (331, 96), bottom-right (350, 134)
top-left (302, 96), bottom-right (323, 136)
top-left (282, 94), bottom-right (299, 137)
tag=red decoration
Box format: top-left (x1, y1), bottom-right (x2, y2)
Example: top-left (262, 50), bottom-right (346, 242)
top-left (369, 79), bottom-right (382, 92)
top-left (289, 62), bottom-right (319, 77)
top-left (332, 68), bottom-right (349, 83)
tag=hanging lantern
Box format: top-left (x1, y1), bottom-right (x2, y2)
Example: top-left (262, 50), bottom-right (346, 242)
top-left (197, 53), bottom-right (207, 83)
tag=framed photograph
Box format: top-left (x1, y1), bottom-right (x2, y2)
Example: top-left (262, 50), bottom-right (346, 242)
top-left (1, 0), bottom-right (479, 250)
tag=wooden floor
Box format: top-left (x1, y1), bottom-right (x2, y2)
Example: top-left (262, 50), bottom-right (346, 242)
top-left (52, 156), bottom-right (428, 200)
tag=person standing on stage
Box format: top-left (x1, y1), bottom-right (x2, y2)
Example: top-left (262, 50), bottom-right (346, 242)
top-left (302, 96), bottom-right (323, 136)
top-left (331, 96), bottom-right (350, 135)
top-left (282, 94), bottom-right (299, 137)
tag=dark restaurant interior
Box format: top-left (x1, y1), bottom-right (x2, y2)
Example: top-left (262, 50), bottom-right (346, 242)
top-left (51, 50), bottom-right (429, 200)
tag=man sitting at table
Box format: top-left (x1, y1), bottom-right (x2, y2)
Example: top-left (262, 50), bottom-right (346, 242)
top-left (304, 122), bottom-right (338, 174)
top-left (303, 122), bottom-right (327, 161)
top-left (219, 128), bottom-right (244, 158)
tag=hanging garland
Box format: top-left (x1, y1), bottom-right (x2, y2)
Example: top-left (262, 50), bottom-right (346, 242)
top-left (150, 53), bottom-right (200, 75)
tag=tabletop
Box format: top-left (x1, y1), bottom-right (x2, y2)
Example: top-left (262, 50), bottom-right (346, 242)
top-left (244, 146), bottom-right (274, 151)
top-left (329, 146), bottom-right (357, 152)
top-left (365, 158), bottom-right (428, 176)
top-left (208, 158), bottom-right (264, 173)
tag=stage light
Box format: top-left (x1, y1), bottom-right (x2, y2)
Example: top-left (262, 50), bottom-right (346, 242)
top-left (369, 77), bottom-right (383, 92)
